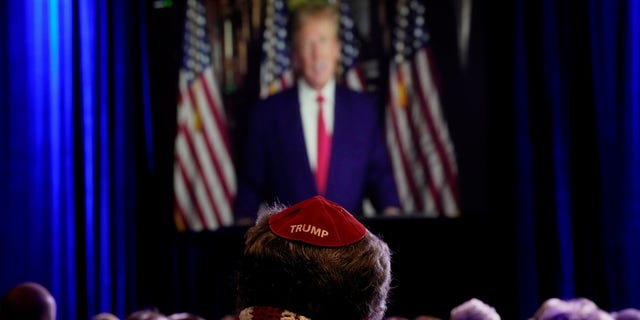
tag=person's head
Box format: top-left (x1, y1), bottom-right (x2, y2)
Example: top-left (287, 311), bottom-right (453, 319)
top-left (290, 2), bottom-right (341, 91)
top-left (450, 298), bottom-right (501, 320)
top-left (92, 312), bottom-right (120, 320)
top-left (235, 195), bottom-right (392, 320)
top-left (530, 298), bottom-right (613, 320)
top-left (125, 308), bottom-right (168, 320)
top-left (611, 308), bottom-right (640, 320)
top-left (167, 312), bottom-right (205, 320)
top-left (0, 281), bottom-right (56, 320)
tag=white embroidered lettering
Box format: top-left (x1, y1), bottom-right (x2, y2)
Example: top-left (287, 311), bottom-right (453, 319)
top-left (288, 224), bottom-right (329, 237)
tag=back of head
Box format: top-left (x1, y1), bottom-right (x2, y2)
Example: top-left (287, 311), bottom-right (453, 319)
top-left (530, 298), bottom-right (613, 320)
top-left (611, 308), bottom-right (640, 320)
top-left (0, 282), bottom-right (56, 320)
top-left (92, 312), bottom-right (120, 320)
top-left (167, 312), bottom-right (205, 320)
top-left (125, 309), bottom-right (169, 320)
top-left (450, 298), bottom-right (501, 320)
top-left (235, 196), bottom-right (392, 320)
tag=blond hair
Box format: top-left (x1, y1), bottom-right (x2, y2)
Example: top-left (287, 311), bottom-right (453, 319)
top-left (289, 2), bottom-right (340, 48)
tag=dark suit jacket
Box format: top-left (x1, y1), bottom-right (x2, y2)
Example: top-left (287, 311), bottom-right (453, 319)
top-left (234, 85), bottom-right (400, 219)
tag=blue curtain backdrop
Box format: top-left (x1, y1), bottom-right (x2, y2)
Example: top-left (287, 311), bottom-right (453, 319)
top-left (504, 0), bottom-right (640, 318)
top-left (2, 0), bottom-right (640, 320)
top-left (0, 0), bottom-right (145, 319)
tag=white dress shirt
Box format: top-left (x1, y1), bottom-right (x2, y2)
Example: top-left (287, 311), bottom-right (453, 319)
top-left (298, 78), bottom-right (335, 172)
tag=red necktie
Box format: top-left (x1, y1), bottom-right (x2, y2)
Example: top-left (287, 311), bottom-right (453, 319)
top-left (316, 94), bottom-right (331, 195)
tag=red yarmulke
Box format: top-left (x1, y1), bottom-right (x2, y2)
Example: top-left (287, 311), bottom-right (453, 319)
top-left (268, 195), bottom-right (366, 247)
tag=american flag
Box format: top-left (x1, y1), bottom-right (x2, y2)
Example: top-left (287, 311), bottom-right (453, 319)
top-left (260, 0), bottom-right (294, 99)
top-left (386, 0), bottom-right (461, 216)
top-left (173, 0), bottom-right (236, 231)
top-left (338, 0), bottom-right (366, 91)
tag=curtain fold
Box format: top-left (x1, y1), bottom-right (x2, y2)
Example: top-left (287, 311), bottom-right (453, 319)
top-left (0, 1), bottom-right (142, 319)
top-left (512, 0), bottom-right (640, 317)
top-left (590, 0), bottom-right (640, 310)
top-left (3, 1), bottom-right (640, 319)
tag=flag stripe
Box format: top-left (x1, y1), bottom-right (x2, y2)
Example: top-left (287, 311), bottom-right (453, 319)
top-left (184, 86), bottom-right (228, 227)
top-left (387, 67), bottom-right (425, 212)
top-left (175, 156), bottom-right (205, 231)
top-left (176, 94), bottom-right (219, 229)
top-left (194, 71), bottom-right (235, 206)
top-left (179, 120), bottom-right (223, 229)
top-left (411, 49), bottom-right (460, 215)
top-left (408, 54), bottom-right (446, 214)
top-left (175, 139), bottom-right (208, 231)
top-left (175, 102), bottom-right (209, 230)
top-left (398, 63), bottom-right (439, 214)
top-left (173, 0), bottom-right (236, 231)
top-left (386, 0), bottom-right (461, 217)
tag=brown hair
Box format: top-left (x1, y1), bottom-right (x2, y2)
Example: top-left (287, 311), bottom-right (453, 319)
top-left (235, 204), bottom-right (392, 320)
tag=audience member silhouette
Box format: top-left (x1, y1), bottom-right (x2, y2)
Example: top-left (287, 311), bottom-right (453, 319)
top-left (92, 312), bottom-right (120, 320)
top-left (234, 195), bottom-right (392, 320)
top-left (450, 298), bottom-right (501, 320)
top-left (0, 281), bottom-right (56, 320)
top-left (530, 297), bottom-right (613, 320)
top-left (611, 308), bottom-right (640, 320)
top-left (125, 308), bottom-right (169, 320)
top-left (168, 312), bottom-right (206, 320)
top-left (383, 298), bottom-right (500, 320)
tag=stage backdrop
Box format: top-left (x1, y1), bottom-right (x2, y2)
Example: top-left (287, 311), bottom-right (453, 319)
top-left (1, 1), bottom-right (640, 320)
